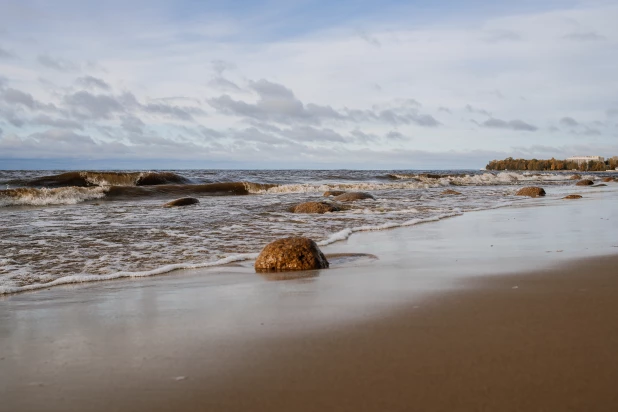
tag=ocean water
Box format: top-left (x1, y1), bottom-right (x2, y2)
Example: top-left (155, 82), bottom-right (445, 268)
top-left (0, 169), bottom-right (611, 294)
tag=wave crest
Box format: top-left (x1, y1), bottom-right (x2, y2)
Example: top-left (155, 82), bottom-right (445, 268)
top-left (19, 171), bottom-right (190, 188)
top-left (0, 186), bottom-right (106, 207)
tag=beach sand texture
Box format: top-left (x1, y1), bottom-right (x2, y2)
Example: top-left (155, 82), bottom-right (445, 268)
top-left (1, 185), bottom-right (617, 411)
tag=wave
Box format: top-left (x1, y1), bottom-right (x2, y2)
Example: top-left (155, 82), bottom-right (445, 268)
top-left (14, 171), bottom-right (190, 188)
top-left (105, 182), bottom-right (277, 199)
top-left (0, 253), bottom-right (260, 295)
top-left (0, 182), bottom-right (280, 206)
top-left (246, 172), bottom-right (585, 195)
top-left (0, 210), bottom-right (463, 295)
top-left (1, 171), bottom-right (595, 206)
top-left (0, 186), bottom-right (107, 207)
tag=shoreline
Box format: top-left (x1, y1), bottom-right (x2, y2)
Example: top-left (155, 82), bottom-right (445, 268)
top-left (1, 185), bottom-right (618, 411)
top-left (3, 181), bottom-right (614, 295)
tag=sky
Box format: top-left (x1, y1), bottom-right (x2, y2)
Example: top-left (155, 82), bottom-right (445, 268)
top-left (0, 0), bottom-right (617, 169)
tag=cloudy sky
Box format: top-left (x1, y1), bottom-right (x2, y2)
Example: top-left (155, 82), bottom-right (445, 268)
top-left (0, 0), bottom-right (617, 169)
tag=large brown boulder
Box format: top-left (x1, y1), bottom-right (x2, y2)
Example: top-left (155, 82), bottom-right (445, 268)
top-left (323, 190), bottom-right (346, 197)
top-left (163, 197), bottom-right (199, 207)
top-left (333, 192), bottom-right (375, 202)
top-left (576, 179), bottom-right (594, 186)
top-left (516, 187), bottom-right (546, 197)
top-left (291, 202), bottom-right (340, 214)
top-left (255, 237), bottom-right (329, 272)
top-left (441, 189), bottom-right (462, 195)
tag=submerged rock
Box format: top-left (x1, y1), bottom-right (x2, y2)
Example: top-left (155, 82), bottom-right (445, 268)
top-left (441, 189), bottom-right (462, 195)
top-left (323, 190), bottom-right (346, 197)
top-left (569, 174), bottom-right (582, 180)
top-left (333, 192), bottom-right (375, 202)
top-left (291, 202), bottom-right (340, 214)
top-left (576, 179), bottom-right (594, 186)
top-left (255, 237), bottom-right (329, 272)
top-left (563, 195), bottom-right (582, 199)
top-left (163, 197), bottom-right (199, 207)
top-left (516, 187), bottom-right (546, 197)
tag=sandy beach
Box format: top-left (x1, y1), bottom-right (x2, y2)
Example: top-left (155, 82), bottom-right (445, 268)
top-left (1, 186), bottom-right (618, 411)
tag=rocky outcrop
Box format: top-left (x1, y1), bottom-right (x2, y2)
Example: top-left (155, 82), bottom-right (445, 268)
top-left (254, 237), bottom-right (329, 272)
top-left (333, 192), bottom-right (376, 202)
top-left (441, 189), bottom-right (462, 195)
top-left (576, 179), bottom-right (594, 186)
top-left (323, 190), bottom-right (346, 197)
top-left (563, 195), bottom-right (582, 199)
top-left (163, 197), bottom-right (199, 207)
top-left (516, 187), bottom-right (546, 197)
top-left (291, 202), bottom-right (340, 214)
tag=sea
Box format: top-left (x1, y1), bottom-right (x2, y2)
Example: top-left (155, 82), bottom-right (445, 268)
top-left (0, 169), bottom-right (611, 294)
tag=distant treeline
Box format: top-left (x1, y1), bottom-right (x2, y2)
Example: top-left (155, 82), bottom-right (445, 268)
top-left (486, 157), bottom-right (618, 171)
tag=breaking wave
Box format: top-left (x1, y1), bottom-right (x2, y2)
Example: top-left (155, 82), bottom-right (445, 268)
top-left (15, 171), bottom-right (190, 188)
top-left (246, 172), bottom-right (587, 195)
top-left (0, 182), bottom-right (281, 206)
top-left (0, 186), bottom-right (107, 207)
top-left (384, 171), bottom-right (584, 184)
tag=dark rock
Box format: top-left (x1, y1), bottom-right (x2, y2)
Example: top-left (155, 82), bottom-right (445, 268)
top-left (333, 192), bottom-right (376, 202)
top-left (323, 190), bottom-right (346, 197)
top-left (255, 237), bottom-right (329, 272)
top-left (291, 202), bottom-right (340, 214)
top-left (516, 187), bottom-right (546, 197)
top-left (576, 179), bottom-right (594, 186)
top-left (563, 195), bottom-right (582, 199)
top-left (163, 197), bottom-right (199, 207)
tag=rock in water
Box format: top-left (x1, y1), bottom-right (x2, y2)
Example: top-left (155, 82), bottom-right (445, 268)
top-left (163, 197), bottom-right (199, 207)
top-left (575, 179), bottom-right (594, 186)
top-left (323, 190), bottom-right (346, 197)
top-left (333, 192), bottom-right (375, 202)
top-left (602, 177), bottom-right (614, 182)
top-left (569, 174), bottom-right (582, 180)
top-left (291, 202), bottom-right (340, 214)
top-left (441, 189), bottom-right (462, 195)
top-left (255, 237), bottom-right (329, 272)
top-left (563, 195), bottom-right (582, 199)
top-left (516, 187), bottom-right (546, 197)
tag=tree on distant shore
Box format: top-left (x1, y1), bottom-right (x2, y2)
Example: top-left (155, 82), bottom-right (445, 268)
top-left (486, 157), bottom-right (610, 171)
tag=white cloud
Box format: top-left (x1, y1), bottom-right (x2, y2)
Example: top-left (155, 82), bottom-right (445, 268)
top-left (0, 1), bottom-right (617, 167)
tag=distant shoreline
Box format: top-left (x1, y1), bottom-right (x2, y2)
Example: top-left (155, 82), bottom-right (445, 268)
top-left (486, 157), bottom-right (618, 172)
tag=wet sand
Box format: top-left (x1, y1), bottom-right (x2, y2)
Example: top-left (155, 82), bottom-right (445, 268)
top-left (1, 187), bottom-right (618, 411)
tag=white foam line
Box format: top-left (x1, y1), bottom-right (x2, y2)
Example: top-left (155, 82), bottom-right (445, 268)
top-left (0, 253), bottom-right (259, 295)
top-left (317, 210), bottom-right (463, 247)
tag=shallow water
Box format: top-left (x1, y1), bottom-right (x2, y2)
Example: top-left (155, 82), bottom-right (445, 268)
top-left (0, 169), bottom-right (614, 293)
